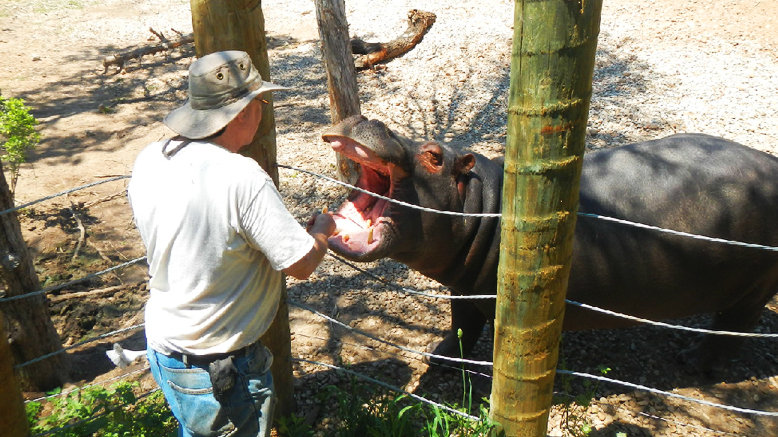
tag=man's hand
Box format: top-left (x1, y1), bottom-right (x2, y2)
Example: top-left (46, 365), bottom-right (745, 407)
top-left (283, 212), bottom-right (336, 279)
top-left (307, 212), bottom-right (336, 236)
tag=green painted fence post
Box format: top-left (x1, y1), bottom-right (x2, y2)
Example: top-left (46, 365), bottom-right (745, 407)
top-left (490, 1), bottom-right (603, 435)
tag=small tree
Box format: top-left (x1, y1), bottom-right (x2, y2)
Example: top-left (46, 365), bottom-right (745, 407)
top-left (0, 96), bottom-right (40, 197)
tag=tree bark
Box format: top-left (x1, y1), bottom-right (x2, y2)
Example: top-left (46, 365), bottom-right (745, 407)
top-left (0, 161), bottom-right (68, 391)
top-left (189, 0), bottom-right (294, 417)
top-left (490, 1), bottom-right (602, 435)
top-left (314, 0), bottom-right (361, 184)
top-left (0, 312), bottom-right (29, 437)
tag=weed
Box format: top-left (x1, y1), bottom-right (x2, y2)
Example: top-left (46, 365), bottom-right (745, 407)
top-left (555, 362), bottom-right (611, 437)
top-left (28, 360), bottom-right (505, 436)
top-left (98, 104), bottom-right (116, 114)
top-left (277, 413), bottom-right (314, 437)
top-left (314, 378), bottom-right (420, 437)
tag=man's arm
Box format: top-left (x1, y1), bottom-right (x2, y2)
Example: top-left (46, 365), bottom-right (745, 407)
top-left (283, 213), bottom-right (335, 279)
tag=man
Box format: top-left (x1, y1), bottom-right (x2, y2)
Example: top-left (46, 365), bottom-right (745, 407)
top-left (128, 50), bottom-right (335, 436)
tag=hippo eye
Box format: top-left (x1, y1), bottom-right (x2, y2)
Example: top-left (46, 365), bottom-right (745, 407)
top-left (427, 151), bottom-right (443, 166)
top-left (216, 72), bottom-right (224, 80)
top-left (419, 142), bottom-right (445, 173)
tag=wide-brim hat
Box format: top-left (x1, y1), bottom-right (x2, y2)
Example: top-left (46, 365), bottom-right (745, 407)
top-left (164, 50), bottom-right (288, 139)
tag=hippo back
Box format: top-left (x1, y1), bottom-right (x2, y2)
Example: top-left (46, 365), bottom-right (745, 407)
top-left (565, 134), bottom-right (778, 329)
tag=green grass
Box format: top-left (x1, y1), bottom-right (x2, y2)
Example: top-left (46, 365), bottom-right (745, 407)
top-left (28, 372), bottom-right (604, 436)
top-left (28, 332), bottom-right (604, 437)
top-left (279, 377), bottom-right (500, 437)
top-left (27, 378), bottom-right (497, 437)
top-left (26, 381), bottom-right (177, 437)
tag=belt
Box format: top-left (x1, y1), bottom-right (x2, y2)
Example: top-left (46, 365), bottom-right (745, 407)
top-left (169, 342), bottom-right (257, 367)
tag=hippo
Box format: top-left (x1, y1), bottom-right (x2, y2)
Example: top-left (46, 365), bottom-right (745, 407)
top-left (321, 114), bottom-right (778, 371)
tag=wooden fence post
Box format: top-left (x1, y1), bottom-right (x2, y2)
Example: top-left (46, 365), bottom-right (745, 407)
top-left (490, 1), bottom-right (602, 435)
top-left (314, 0), bottom-right (361, 184)
top-left (189, 0), bottom-right (295, 417)
top-left (0, 312), bottom-right (30, 437)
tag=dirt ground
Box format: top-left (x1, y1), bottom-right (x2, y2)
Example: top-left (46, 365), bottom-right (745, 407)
top-left (2, 1), bottom-right (777, 436)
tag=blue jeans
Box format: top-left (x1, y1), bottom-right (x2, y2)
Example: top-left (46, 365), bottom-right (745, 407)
top-left (147, 342), bottom-right (276, 437)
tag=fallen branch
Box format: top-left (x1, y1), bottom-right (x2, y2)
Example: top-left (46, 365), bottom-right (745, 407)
top-left (49, 283), bottom-right (137, 303)
top-left (102, 10), bottom-right (435, 75)
top-left (102, 27), bottom-right (193, 74)
top-left (83, 190), bottom-right (126, 209)
top-left (351, 9), bottom-right (436, 70)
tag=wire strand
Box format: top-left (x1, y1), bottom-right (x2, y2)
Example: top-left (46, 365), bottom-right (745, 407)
top-left (15, 323), bottom-right (145, 369)
top-left (25, 366), bottom-right (150, 403)
top-left (565, 299), bottom-right (778, 338)
top-left (0, 256), bottom-right (146, 304)
top-left (292, 357), bottom-right (481, 421)
top-left (327, 254), bottom-right (778, 338)
top-left (289, 299), bottom-right (493, 367)
top-left (556, 369), bottom-right (778, 417)
top-left (0, 175), bottom-right (130, 217)
top-left (279, 163), bottom-right (778, 252)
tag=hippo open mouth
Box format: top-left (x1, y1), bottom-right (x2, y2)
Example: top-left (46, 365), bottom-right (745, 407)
top-left (321, 132), bottom-right (399, 260)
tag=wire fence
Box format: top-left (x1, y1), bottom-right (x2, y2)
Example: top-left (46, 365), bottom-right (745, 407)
top-left (288, 298), bottom-right (778, 418)
top-left (4, 169), bottom-right (778, 434)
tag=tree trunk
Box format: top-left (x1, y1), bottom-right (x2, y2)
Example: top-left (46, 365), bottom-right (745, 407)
top-left (0, 312), bottom-right (30, 437)
top-left (314, 0), bottom-right (361, 184)
top-left (0, 161), bottom-right (68, 391)
top-left (189, 0), bottom-right (294, 417)
top-left (490, 1), bottom-right (602, 435)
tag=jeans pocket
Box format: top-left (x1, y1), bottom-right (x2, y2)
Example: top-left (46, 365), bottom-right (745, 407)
top-left (165, 366), bottom-right (213, 394)
top-left (162, 365), bottom-right (236, 436)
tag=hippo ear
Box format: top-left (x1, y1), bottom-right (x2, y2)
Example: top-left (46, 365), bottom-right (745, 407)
top-left (455, 154), bottom-right (476, 175)
top-left (418, 141), bottom-right (444, 173)
top-left (454, 153), bottom-right (476, 203)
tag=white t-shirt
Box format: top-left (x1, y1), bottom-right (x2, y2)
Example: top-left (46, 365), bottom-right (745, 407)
top-left (128, 139), bottom-right (314, 355)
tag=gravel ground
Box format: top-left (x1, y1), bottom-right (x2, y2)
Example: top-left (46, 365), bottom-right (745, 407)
top-left (2, 0), bottom-right (777, 435)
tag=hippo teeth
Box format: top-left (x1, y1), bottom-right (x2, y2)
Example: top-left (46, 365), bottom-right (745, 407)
top-left (331, 217), bottom-right (389, 247)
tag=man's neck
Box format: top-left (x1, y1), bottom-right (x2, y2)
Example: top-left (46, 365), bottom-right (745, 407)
top-left (212, 132), bottom-right (243, 153)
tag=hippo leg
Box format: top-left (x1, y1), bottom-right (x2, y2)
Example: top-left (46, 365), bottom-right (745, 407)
top-left (679, 282), bottom-right (777, 373)
top-left (428, 299), bottom-right (487, 365)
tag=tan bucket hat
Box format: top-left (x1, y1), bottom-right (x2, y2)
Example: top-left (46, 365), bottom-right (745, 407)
top-left (164, 50), bottom-right (288, 139)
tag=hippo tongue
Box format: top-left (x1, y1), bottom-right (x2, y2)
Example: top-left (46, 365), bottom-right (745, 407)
top-left (329, 212), bottom-right (385, 257)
